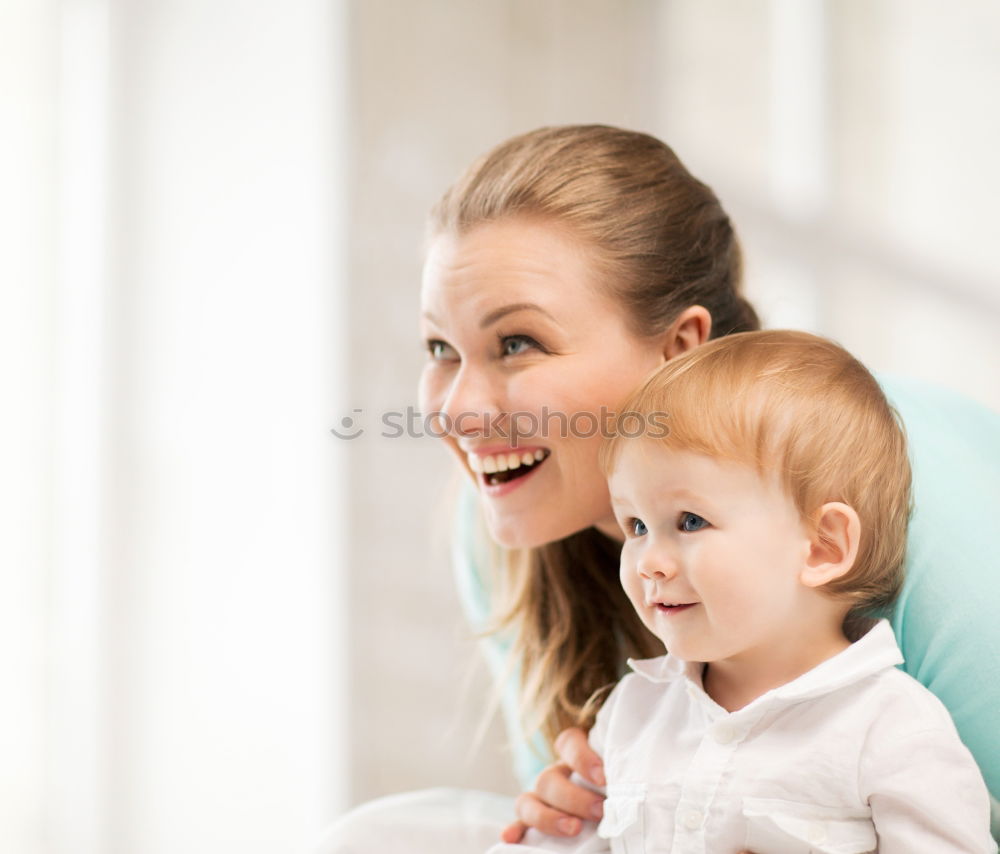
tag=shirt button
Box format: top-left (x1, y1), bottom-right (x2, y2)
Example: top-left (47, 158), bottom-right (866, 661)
top-left (712, 721), bottom-right (737, 744)
top-left (682, 809), bottom-right (703, 830)
top-left (807, 822), bottom-right (827, 844)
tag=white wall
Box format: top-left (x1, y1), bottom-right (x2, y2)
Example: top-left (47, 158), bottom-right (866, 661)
top-left (0, 1), bottom-right (348, 851)
top-left (657, 0), bottom-right (1000, 409)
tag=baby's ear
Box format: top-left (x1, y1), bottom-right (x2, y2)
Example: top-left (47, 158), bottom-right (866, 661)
top-left (800, 502), bottom-right (860, 588)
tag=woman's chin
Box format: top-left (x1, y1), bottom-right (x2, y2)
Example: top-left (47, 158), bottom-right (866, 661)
top-left (469, 465), bottom-right (613, 549)
top-left (484, 512), bottom-right (594, 551)
top-left (487, 527), bottom-right (546, 551)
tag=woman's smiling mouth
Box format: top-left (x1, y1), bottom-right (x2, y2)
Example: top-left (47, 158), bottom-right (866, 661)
top-left (467, 448), bottom-right (551, 488)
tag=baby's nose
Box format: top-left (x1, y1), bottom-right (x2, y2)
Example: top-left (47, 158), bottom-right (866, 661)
top-left (637, 551), bottom-right (679, 581)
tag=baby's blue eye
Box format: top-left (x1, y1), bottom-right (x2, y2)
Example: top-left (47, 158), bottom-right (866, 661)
top-left (679, 512), bottom-right (708, 533)
top-left (631, 518), bottom-right (648, 536)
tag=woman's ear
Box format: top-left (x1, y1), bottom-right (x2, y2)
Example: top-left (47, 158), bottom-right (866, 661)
top-left (662, 305), bottom-right (712, 360)
top-left (800, 502), bottom-right (861, 588)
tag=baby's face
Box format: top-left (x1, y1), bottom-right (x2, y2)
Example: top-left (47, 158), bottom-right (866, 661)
top-left (608, 442), bottom-right (815, 665)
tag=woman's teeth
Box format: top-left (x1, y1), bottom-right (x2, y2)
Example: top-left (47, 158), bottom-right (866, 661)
top-left (468, 449), bottom-right (548, 479)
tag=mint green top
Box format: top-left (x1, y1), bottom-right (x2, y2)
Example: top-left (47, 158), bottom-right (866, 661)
top-left (451, 374), bottom-right (1000, 832)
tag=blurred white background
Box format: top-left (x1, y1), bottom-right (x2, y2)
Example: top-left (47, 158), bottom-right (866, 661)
top-left (1, 1), bottom-right (998, 852)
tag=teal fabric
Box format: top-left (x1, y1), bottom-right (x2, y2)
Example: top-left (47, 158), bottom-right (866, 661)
top-left (452, 375), bottom-right (1000, 830)
top-left (451, 483), bottom-right (552, 789)
top-left (876, 376), bottom-right (1000, 837)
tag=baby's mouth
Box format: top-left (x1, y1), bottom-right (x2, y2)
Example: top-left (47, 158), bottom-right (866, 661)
top-left (468, 449), bottom-right (551, 486)
top-left (656, 602), bottom-right (696, 613)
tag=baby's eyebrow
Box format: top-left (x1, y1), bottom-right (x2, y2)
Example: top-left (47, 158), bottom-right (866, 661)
top-left (665, 488), bottom-right (711, 503)
top-left (611, 489), bottom-right (716, 511)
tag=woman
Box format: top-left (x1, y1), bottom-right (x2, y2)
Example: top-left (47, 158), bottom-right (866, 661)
top-left (320, 125), bottom-right (1000, 851)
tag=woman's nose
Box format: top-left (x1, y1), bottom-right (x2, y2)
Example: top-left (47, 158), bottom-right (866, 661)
top-left (438, 366), bottom-right (501, 438)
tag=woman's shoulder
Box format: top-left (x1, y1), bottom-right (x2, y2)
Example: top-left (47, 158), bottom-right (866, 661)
top-left (874, 373), bottom-right (1000, 569)
top-left (874, 374), bottom-right (1000, 807)
top-left (876, 373), bottom-right (1000, 457)
top-left (876, 373), bottom-right (1000, 549)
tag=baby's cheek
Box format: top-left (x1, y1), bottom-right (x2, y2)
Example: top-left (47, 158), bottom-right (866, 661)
top-left (636, 609), bottom-right (662, 642)
top-left (619, 559), bottom-right (641, 599)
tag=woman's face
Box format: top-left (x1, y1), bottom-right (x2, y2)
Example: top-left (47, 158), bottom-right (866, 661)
top-left (418, 217), bottom-right (671, 549)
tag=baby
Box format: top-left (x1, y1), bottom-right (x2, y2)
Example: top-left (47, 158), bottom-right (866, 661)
top-left (488, 330), bottom-right (995, 853)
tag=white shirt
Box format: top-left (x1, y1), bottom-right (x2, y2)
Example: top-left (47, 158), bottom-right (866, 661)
top-left (488, 620), bottom-right (995, 854)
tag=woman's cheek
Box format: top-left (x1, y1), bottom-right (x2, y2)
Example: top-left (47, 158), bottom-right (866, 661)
top-left (417, 368), bottom-right (443, 416)
top-left (566, 437), bottom-right (612, 500)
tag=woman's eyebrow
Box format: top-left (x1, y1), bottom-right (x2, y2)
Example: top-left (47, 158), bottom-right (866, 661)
top-left (480, 303), bottom-right (557, 329)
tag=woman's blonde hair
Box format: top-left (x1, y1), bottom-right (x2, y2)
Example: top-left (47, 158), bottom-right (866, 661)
top-left (428, 125), bottom-right (760, 750)
top-left (602, 330), bottom-right (913, 639)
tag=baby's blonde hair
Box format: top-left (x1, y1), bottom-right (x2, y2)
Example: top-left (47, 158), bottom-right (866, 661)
top-left (602, 330), bottom-right (913, 634)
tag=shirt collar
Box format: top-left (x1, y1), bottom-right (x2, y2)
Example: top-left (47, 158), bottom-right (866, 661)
top-left (626, 619), bottom-right (904, 710)
top-left (627, 650), bottom-right (699, 683)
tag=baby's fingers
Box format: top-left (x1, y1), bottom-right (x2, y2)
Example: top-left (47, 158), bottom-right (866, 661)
top-left (554, 726), bottom-right (606, 786)
top-left (499, 820), bottom-right (527, 844)
top-left (534, 763), bottom-right (604, 823)
top-left (513, 791), bottom-right (583, 838)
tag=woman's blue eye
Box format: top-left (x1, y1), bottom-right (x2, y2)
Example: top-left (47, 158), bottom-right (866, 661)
top-left (427, 340), bottom-right (457, 361)
top-left (679, 512), bottom-right (708, 533)
top-left (631, 518), bottom-right (648, 536)
top-left (499, 334), bottom-right (540, 357)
